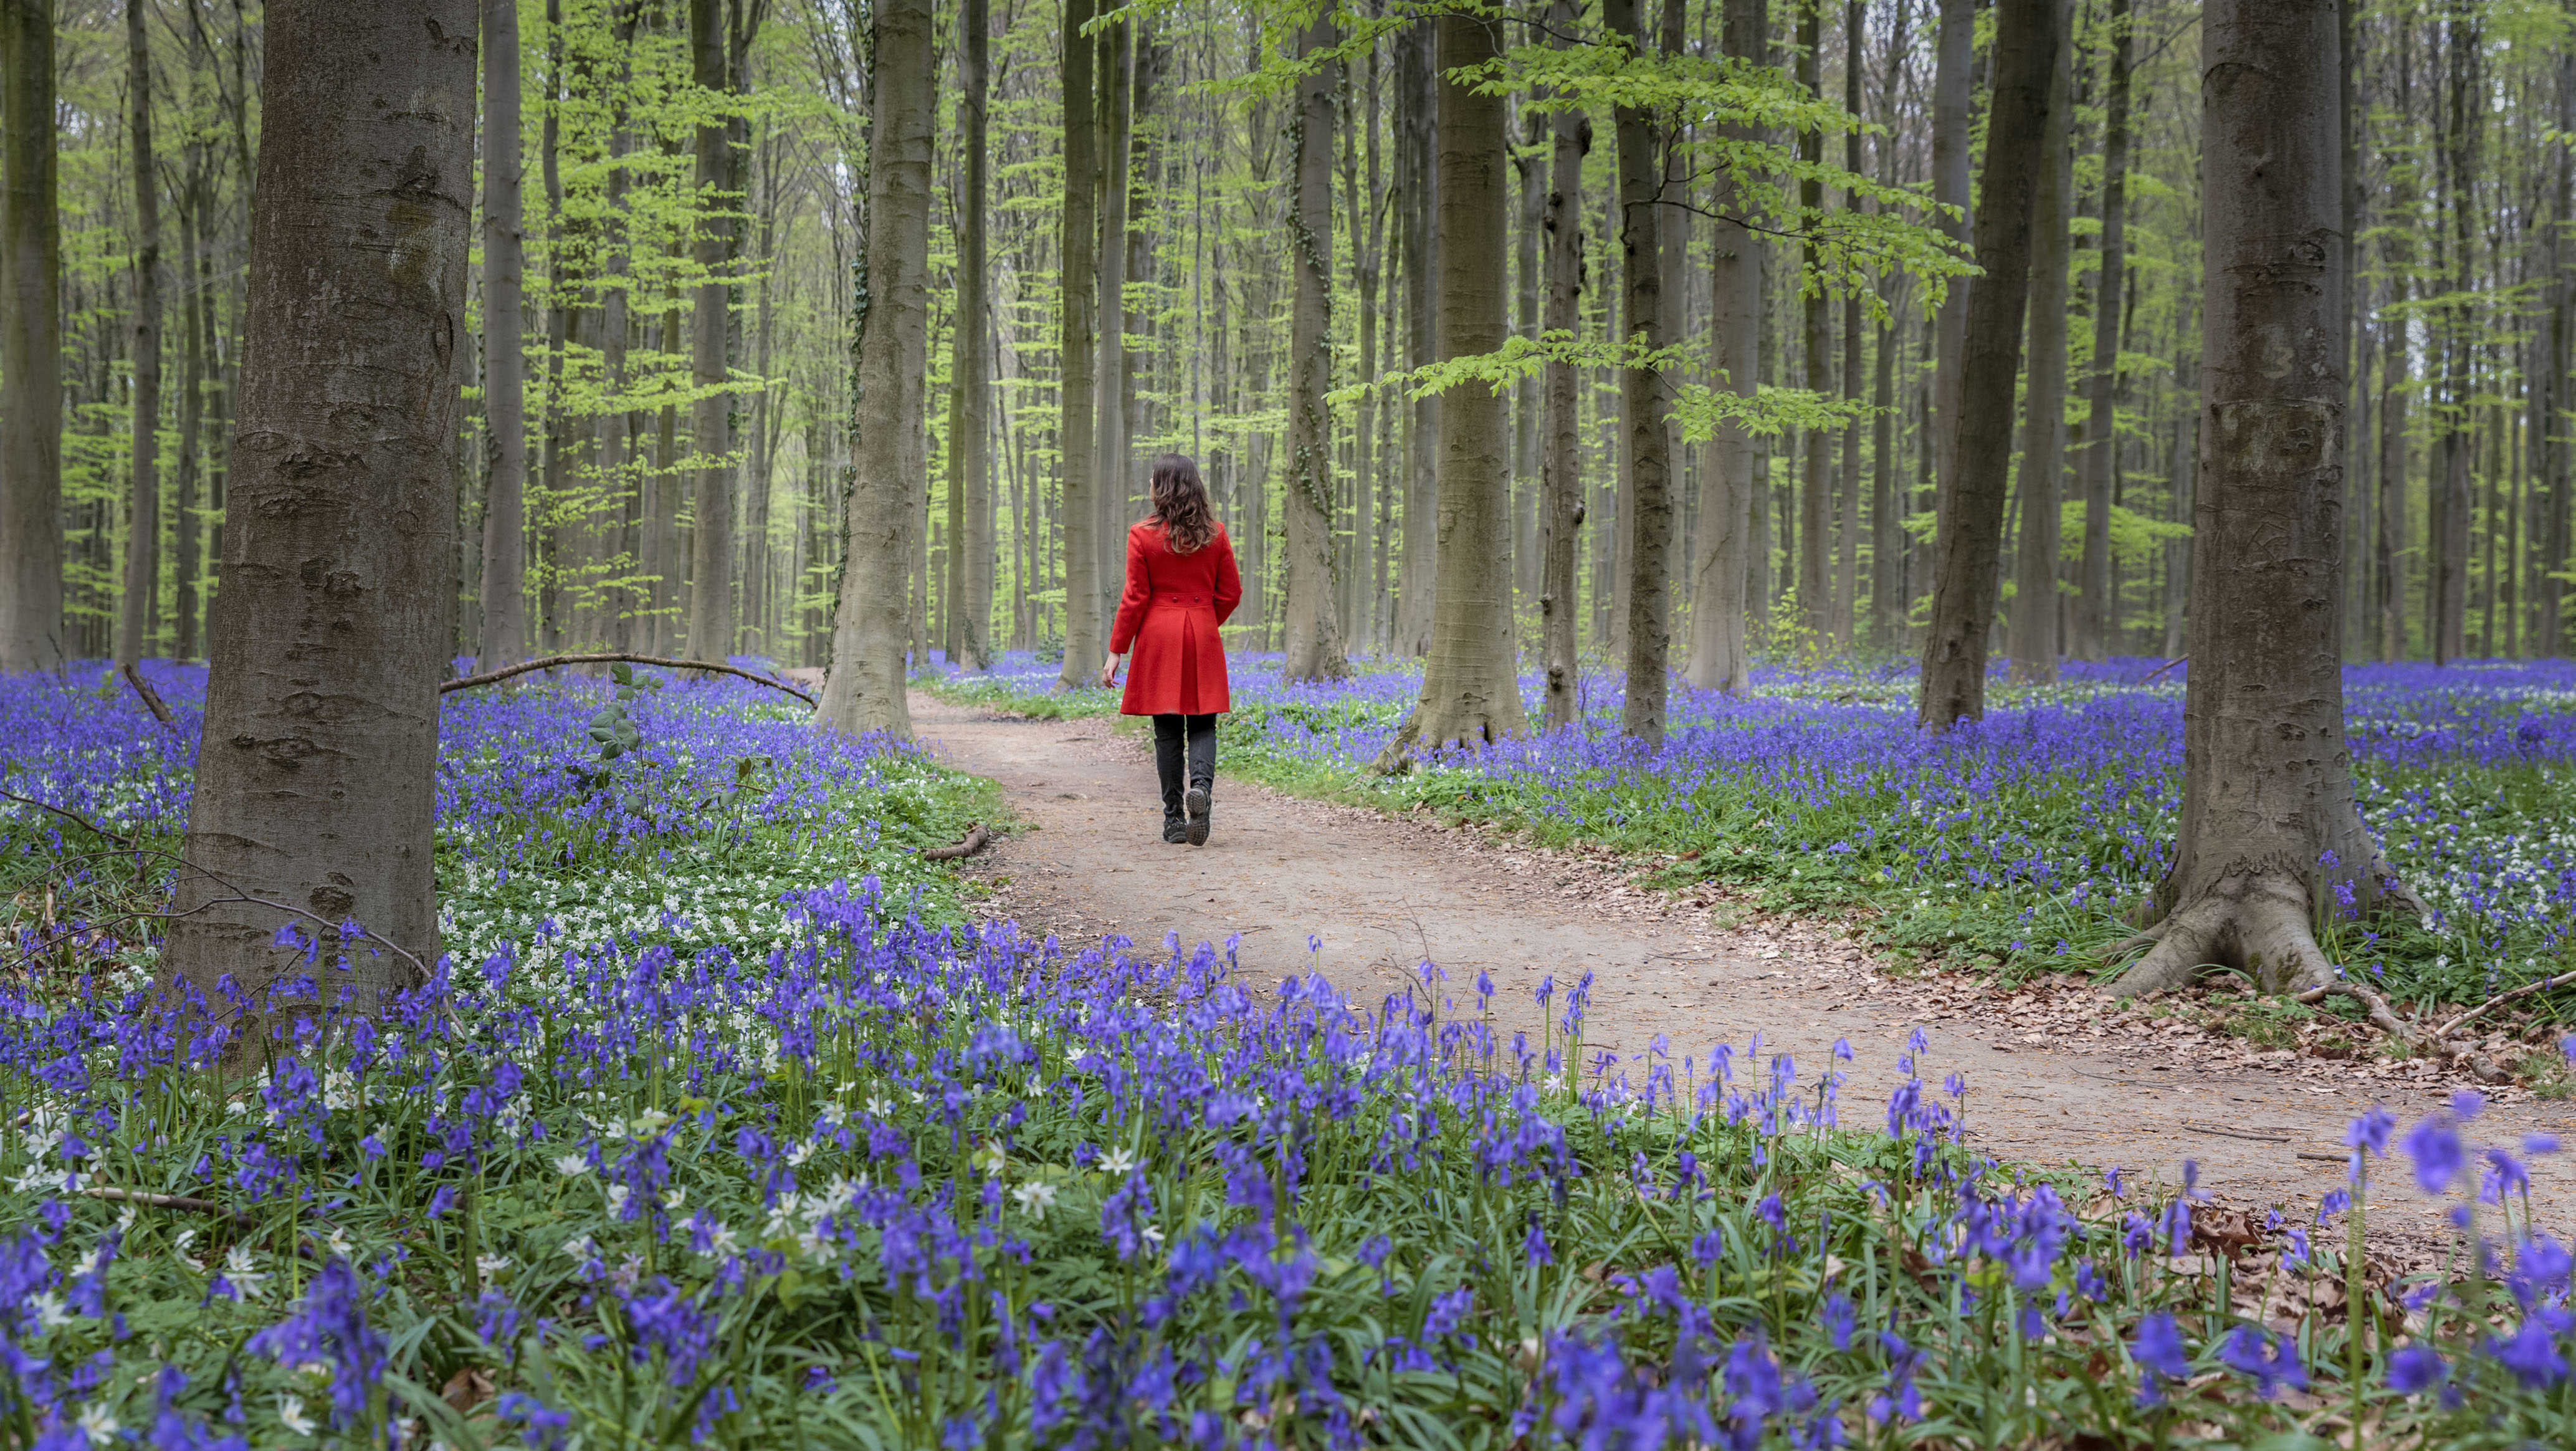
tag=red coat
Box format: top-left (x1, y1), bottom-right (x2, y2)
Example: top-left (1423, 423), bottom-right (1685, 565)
top-left (1109, 520), bottom-right (1242, 716)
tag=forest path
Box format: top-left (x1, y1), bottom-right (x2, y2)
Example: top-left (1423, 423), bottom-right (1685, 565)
top-left (909, 690), bottom-right (2576, 1240)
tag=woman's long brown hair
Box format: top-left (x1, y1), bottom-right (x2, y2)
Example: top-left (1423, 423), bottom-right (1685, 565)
top-left (1147, 454), bottom-right (1216, 555)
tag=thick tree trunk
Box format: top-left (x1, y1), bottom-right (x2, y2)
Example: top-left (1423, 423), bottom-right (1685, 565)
top-left (818, 0), bottom-right (931, 737)
top-left (1917, 0), bottom-right (2058, 729)
top-left (1095, 21), bottom-right (1130, 652)
top-left (2005, 0), bottom-right (2073, 684)
top-left (1795, 0), bottom-right (1830, 643)
top-left (1381, 12), bottom-right (1523, 760)
top-left (1391, 25), bottom-right (1439, 657)
top-left (478, 0), bottom-right (528, 670)
top-left (1925, 0), bottom-right (1975, 596)
top-left (2547, 50), bottom-right (2574, 658)
top-left (1610, 0), bottom-right (1671, 744)
top-left (948, 0), bottom-right (991, 670)
top-left (1055, 0), bottom-right (1102, 687)
top-left (1686, 0), bottom-right (1763, 694)
top-left (2071, 0), bottom-right (2133, 661)
top-left (2111, 0), bottom-right (2408, 998)
top-left (1281, 13), bottom-right (1347, 682)
top-left (1538, 1), bottom-right (1588, 726)
top-left (687, 0), bottom-right (733, 662)
top-left (0, 0), bottom-right (63, 672)
top-left (174, 161), bottom-right (206, 661)
top-left (160, 0), bottom-right (473, 1035)
top-left (116, 0), bottom-right (163, 666)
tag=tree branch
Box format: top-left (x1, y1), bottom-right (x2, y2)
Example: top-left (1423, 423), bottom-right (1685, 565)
top-left (441, 653), bottom-right (817, 704)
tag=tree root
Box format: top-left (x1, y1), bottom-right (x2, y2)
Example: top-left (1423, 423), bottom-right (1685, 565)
top-left (919, 824), bottom-right (991, 861)
top-left (2101, 871), bottom-right (2339, 999)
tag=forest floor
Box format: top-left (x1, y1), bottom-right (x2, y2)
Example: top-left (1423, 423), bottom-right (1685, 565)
top-left (906, 688), bottom-right (2576, 1254)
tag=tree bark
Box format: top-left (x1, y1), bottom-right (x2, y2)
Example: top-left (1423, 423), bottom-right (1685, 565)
top-left (174, 151), bottom-right (207, 661)
top-left (117, 0), bottom-right (164, 666)
top-left (1380, 11), bottom-right (1523, 760)
top-left (1281, 12), bottom-right (1347, 681)
top-left (1094, 19), bottom-right (1130, 655)
top-left (160, 0), bottom-right (474, 1037)
top-left (478, 0), bottom-right (528, 670)
top-left (0, 0), bottom-right (62, 672)
top-left (2006, 0), bottom-right (2073, 684)
top-left (1795, 0), bottom-right (1831, 643)
top-left (1391, 24), bottom-right (1439, 657)
top-left (1833, 0), bottom-right (1863, 646)
top-left (1054, 0), bottom-right (1102, 687)
top-left (1924, 0), bottom-right (1975, 608)
top-left (1609, 0), bottom-right (1671, 744)
top-left (687, 0), bottom-right (734, 662)
top-left (1916, 0), bottom-right (2058, 729)
top-left (2109, 0), bottom-right (2408, 998)
top-left (1540, 2), bottom-right (1590, 724)
top-left (1686, 0), bottom-right (1763, 694)
top-left (818, 0), bottom-right (931, 738)
top-left (948, 0), bottom-right (991, 670)
top-left (2070, 0), bottom-right (2133, 661)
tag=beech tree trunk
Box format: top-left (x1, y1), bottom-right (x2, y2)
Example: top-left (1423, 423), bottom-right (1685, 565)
top-left (2005, 0), bottom-right (2072, 684)
top-left (174, 159), bottom-right (206, 661)
top-left (1381, 12), bottom-right (1522, 760)
top-left (0, 0), bottom-right (62, 673)
top-left (1538, 0), bottom-right (1588, 726)
top-left (1610, 0), bottom-right (1671, 744)
top-left (1795, 0), bottom-right (1830, 642)
top-left (2110, 0), bottom-right (2410, 998)
top-left (1686, 0), bottom-right (1763, 694)
top-left (160, 0), bottom-right (474, 1036)
top-left (1281, 12), bottom-right (1347, 681)
top-left (479, 0), bottom-right (528, 669)
top-left (1054, 0), bottom-right (1102, 687)
top-left (1917, 0), bottom-right (2058, 729)
top-left (947, 0), bottom-right (991, 671)
top-left (116, 0), bottom-right (163, 666)
top-left (1391, 25), bottom-right (1439, 657)
top-left (818, 0), bottom-right (931, 738)
top-left (1925, 0), bottom-right (1975, 587)
top-left (1095, 20), bottom-right (1130, 648)
top-left (2071, 0), bottom-right (2134, 662)
top-left (687, 0), bottom-right (733, 662)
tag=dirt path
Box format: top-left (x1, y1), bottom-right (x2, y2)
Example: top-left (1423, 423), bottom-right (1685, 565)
top-left (912, 691), bottom-right (2576, 1239)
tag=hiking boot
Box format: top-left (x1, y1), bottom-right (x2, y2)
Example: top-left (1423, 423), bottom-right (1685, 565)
top-left (1184, 784), bottom-right (1211, 846)
top-left (1163, 815), bottom-right (1190, 845)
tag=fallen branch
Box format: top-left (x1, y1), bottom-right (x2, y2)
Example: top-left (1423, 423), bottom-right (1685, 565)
top-left (2428, 968), bottom-right (2576, 1043)
top-left (120, 662), bottom-right (173, 725)
top-left (920, 824), bottom-right (991, 861)
top-left (2293, 978), bottom-right (2418, 1045)
top-left (441, 653), bottom-right (816, 705)
top-left (2140, 655), bottom-right (2188, 685)
top-left (81, 1185), bottom-right (254, 1225)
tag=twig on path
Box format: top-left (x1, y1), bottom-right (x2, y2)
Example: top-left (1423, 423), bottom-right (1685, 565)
top-left (920, 824), bottom-right (992, 861)
top-left (2428, 969), bottom-right (2576, 1043)
top-left (120, 662), bottom-right (173, 725)
top-left (441, 653), bottom-right (816, 704)
top-left (2184, 1121), bottom-right (2291, 1143)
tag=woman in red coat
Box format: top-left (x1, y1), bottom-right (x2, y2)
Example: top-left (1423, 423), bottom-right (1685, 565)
top-left (1098, 454), bottom-right (1241, 845)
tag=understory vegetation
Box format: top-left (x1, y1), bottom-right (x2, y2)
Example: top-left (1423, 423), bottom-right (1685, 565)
top-left (925, 651), bottom-right (2576, 1025)
top-left (4, 664), bottom-right (2574, 1448)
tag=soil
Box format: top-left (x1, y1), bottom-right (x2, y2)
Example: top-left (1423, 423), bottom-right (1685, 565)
top-left (909, 689), bottom-right (2576, 1250)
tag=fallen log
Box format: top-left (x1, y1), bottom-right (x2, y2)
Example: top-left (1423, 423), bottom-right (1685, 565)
top-left (921, 824), bottom-right (991, 861)
top-left (441, 653), bottom-right (816, 705)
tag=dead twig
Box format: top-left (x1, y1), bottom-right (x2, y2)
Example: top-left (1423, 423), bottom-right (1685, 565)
top-left (920, 824), bottom-right (991, 861)
top-left (441, 653), bottom-right (816, 704)
top-left (120, 662), bottom-right (174, 725)
top-left (80, 1185), bottom-right (257, 1225)
top-left (2140, 655), bottom-right (2188, 685)
top-left (2294, 979), bottom-right (2418, 1045)
top-left (2428, 968), bottom-right (2576, 1043)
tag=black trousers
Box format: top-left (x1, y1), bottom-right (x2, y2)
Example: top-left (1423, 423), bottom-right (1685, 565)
top-left (1151, 713), bottom-right (1216, 820)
